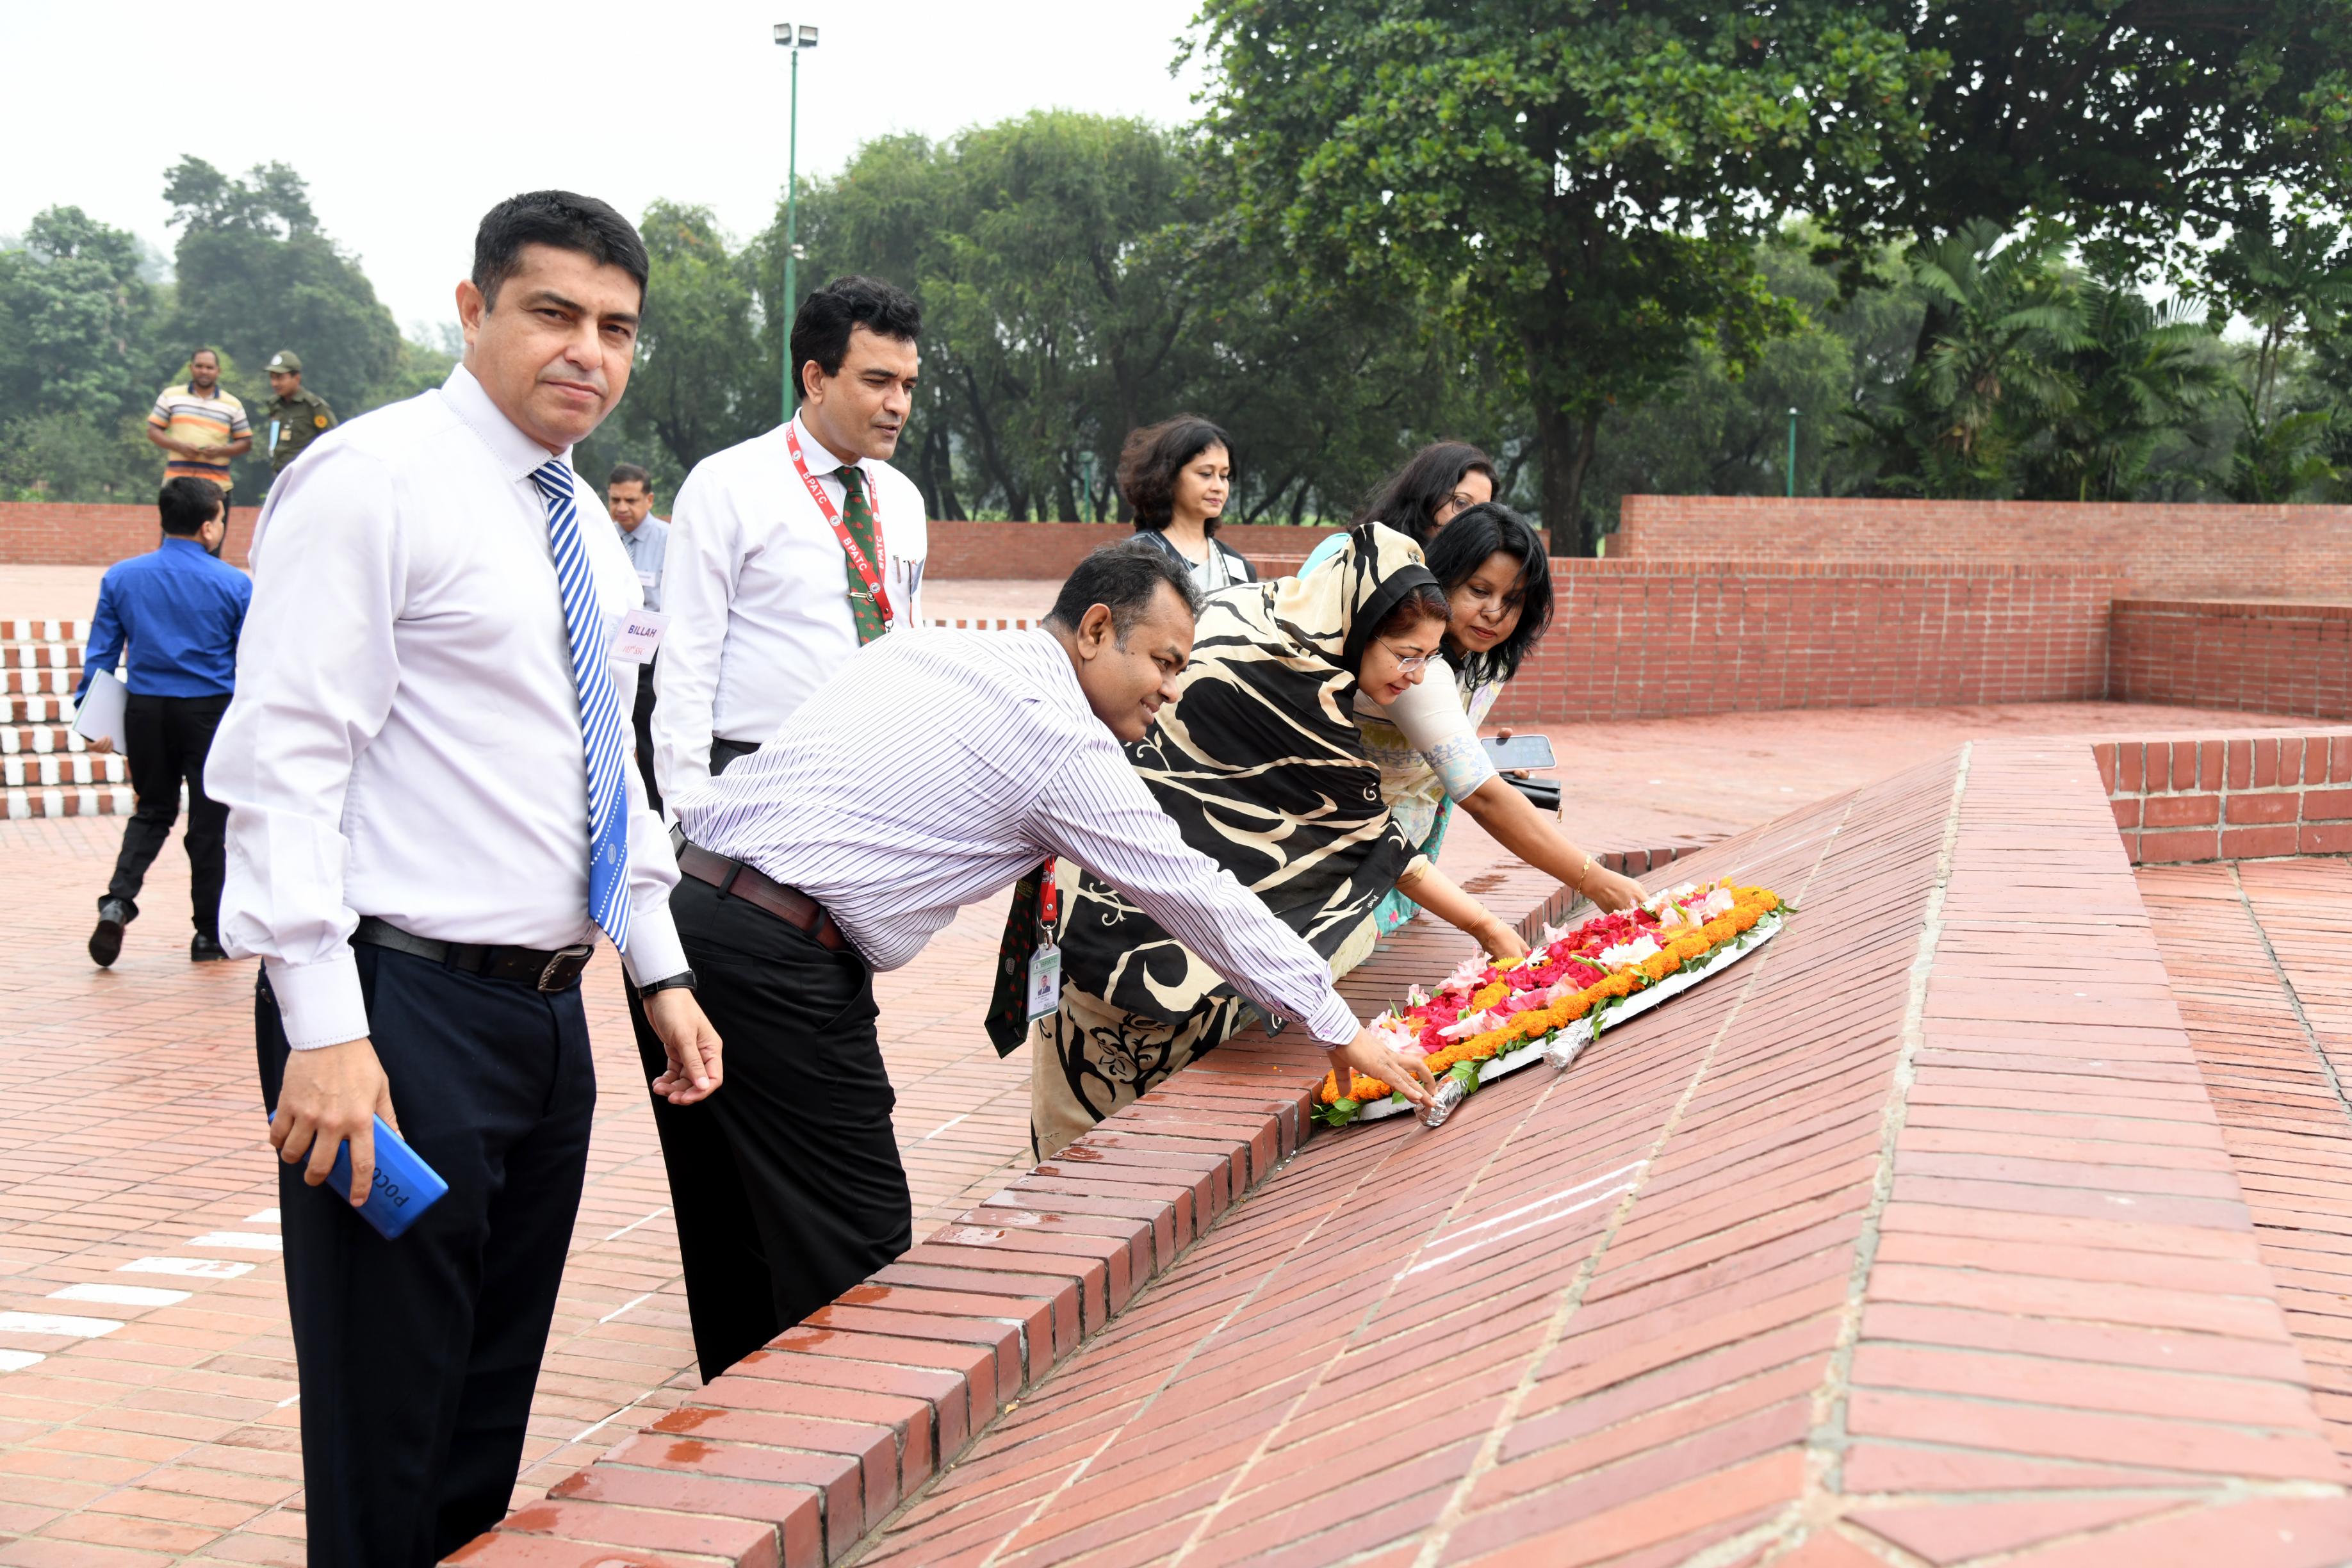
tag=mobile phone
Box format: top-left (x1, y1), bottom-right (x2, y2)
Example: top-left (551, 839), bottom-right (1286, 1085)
top-left (1482, 733), bottom-right (1557, 771)
top-left (265, 1112), bottom-right (448, 1240)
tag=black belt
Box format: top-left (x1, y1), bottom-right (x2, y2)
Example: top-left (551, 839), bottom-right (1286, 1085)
top-left (672, 835), bottom-right (851, 953)
top-left (351, 916), bottom-right (594, 992)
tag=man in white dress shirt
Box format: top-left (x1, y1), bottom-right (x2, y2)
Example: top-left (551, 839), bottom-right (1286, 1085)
top-left (653, 541), bottom-right (1435, 1379)
top-left (208, 192), bottom-right (721, 1567)
top-left (607, 461), bottom-right (669, 812)
top-left (651, 273), bottom-right (927, 802)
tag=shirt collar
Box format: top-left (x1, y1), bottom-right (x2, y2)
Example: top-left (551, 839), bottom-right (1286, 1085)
top-left (788, 410), bottom-right (867, 480)
top-left (159, 536), bottom-right (212, 559)
top-left (443, 363), bottom-right (570, 481)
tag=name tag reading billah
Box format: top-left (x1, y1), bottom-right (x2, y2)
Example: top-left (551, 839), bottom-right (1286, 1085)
top-left (608, 608), bottom-right (669, 665)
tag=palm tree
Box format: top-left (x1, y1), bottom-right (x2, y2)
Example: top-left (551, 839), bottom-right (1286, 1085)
top-left (2026, 285), bottom-right (2227, 502)
top-left (1840, 220), bottom-right (2083, 498)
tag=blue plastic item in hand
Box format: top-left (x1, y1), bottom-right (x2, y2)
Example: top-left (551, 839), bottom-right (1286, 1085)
top-left (267, 1112), bottom-right (448, 1239)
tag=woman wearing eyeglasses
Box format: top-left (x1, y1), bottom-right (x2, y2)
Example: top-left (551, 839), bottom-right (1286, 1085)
top-left (1018, 523), bottom-right (1526, 1159)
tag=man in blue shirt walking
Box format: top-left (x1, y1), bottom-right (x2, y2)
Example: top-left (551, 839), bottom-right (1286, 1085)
top-left (79, 477), bottom-right (253, 966)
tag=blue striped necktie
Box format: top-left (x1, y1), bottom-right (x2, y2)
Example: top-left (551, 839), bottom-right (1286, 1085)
top-left (529, 459), bottom-right (631, 953)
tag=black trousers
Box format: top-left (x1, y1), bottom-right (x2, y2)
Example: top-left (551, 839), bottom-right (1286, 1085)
top-left (258, 945), bottom-right (596, 1568)
top-left (632, 653), bottom-right (662, 817)
top-left (630, 874), bottom-right (909, 1381)
top-left (709, 736), bottom-right (760, 774)
top-left (106, 690), bottom-right (230, 936)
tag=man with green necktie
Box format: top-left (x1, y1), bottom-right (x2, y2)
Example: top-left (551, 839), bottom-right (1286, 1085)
top-left (635, 274), bottom-right (931, 1377)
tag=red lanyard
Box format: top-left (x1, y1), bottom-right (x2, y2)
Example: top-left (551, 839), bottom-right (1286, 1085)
top-left (1038, 858), bottom-right (1058, 935)
top-left (786, 421), bottom-right (893, 631)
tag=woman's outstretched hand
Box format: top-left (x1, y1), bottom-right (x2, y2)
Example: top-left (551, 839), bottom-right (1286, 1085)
top-left (1329, 1027), bottom-right (1437, 1108)
top-left (1584, 867), bottom-right (1646, 913)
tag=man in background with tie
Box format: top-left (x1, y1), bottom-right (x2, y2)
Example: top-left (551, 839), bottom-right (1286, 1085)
top-left (607, 461), bottom-right (668, 812)
top-left (208, 191), bottom-right (721, 1568)
top-left (649, 272), bottom-right (927, 803)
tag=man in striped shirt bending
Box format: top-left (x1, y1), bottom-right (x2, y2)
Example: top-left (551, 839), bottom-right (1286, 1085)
top-left (655, 539), bottom-right (1437, 1378)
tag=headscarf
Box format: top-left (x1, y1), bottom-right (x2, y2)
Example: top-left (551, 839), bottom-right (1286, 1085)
top-left (1011, 523), bottom-right (1439, 1039)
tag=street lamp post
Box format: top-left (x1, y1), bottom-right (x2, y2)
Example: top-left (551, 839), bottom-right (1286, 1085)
top-left (774, 21), bottom-right (819, 423)
top-left (1785, 406), bottom-right (1800, 498)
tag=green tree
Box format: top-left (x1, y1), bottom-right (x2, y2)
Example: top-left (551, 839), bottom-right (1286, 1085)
top-left (603, 201), bottom-right (769, 489)
top-left (2025, 283), bottom-right (2226, 502)
top-left (1827, 2), bottom-right (2352, 276)
top-left (1838, 222), bottom-right (2084, 497)
top-left (0, 207), bottom-right (170, 501)
top-left (162, 156), bottom-right (402, 494)
top-left (1193, 0), bottom-right (1938, 552)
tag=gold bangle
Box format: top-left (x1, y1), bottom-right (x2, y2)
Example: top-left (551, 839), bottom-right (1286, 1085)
top-left (1579, 853), bottom-right (1593, 890)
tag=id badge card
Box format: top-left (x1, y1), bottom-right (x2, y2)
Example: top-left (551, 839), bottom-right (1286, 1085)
top-left (609, 607), bottom-right (669, 664)
top-left (1026, 942), bottom-right (1062, 1020)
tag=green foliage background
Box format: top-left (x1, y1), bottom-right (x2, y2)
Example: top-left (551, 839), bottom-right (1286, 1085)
top-left (9, 1), bottom-right (2352, 541)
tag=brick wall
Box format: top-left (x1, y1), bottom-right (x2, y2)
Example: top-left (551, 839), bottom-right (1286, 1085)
top-left (922, 520), bottom-right (1339, 579)
top-left (0, 502), bottom-right (1330, 578)
top-left (2110, 598), bottom-right (2352, 720)
top-left (1487, 560), bottom-right (2118, 723)
top-left (2096, 728), bottom-right (2352, 863)
top-left (1613, 494), bottom-right (2352, 599)
top-left (0, 502), bottom-right (262, 568)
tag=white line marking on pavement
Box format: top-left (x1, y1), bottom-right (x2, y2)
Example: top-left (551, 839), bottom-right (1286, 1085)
top-left (275, 1392), bottom-right (300, 1409)
top-left (1399, 1161), bottom-right (1650, 1279)
top-left (119, 1257), bottom-right (254, 1279)
top-left (245, 1208), bottom-right (281, 1223)
top-left (0, 1351), bottom-right (44, 1372)
top-left (0, 1312), bottom-right (124, 1338)
top-left (921, 1113), bottom-right (969, 1141)
top-left (188, 1232), bottom-right (282, 1252)
top-left (571, 1404), bottom-right (635, 1443)
top-left (48, 1284), bottom-right (190, 1308)
top-left (599, 1291), bottom-right (655, 1325)
top-left (601, 1207), bottom-right (669, 1242)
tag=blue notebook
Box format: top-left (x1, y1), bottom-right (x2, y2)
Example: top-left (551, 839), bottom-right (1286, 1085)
top-left (267, 1113), bottom-right (448, 1240)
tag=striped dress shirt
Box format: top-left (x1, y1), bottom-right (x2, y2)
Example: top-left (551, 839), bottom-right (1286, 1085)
top-left (675, 628), bottom-right (1362, 1047)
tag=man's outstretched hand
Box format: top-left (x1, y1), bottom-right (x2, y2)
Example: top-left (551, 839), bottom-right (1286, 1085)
top-left (646, 988), bottom-right (724, 1104)
top-left (270, 1036), bottom-right (396, 1206)
top-left (1328, 1025), bottom-right (1437, 1109)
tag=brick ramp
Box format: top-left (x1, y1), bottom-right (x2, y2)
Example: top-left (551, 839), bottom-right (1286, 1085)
top-left (2141, 860), bottom-right (2352, 1460)
top-left (842, 743), bottom-right (2348, 1566)
top-left (453, 746), bottom-right (2351, 1566)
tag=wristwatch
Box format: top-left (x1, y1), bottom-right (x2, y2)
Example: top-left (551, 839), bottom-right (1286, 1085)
top-left (637, 969), bottom-right (698, 997)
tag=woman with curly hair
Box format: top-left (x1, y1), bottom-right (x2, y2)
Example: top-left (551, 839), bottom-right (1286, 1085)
top-left (1119, 414), bottom-right (1257, 593)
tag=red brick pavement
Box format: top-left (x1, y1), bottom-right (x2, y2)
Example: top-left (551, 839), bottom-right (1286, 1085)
top-left (0, 817), bottom-right (1035, 1565)
top-left (831, 741), bottom-right (2351, 1567)
top-left (2141, 859), bottom-right (2352, 1460)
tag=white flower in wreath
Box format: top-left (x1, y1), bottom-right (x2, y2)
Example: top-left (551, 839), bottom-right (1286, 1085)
top-left (1598, 935), bottom-right (1662, 968)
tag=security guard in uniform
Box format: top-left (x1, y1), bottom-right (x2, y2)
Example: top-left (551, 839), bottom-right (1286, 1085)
top-left (259, 351), bottom-right (338, 475)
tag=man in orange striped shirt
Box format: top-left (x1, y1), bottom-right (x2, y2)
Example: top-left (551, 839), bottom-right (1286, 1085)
top-left (147, 348), bottom-right (252, 501)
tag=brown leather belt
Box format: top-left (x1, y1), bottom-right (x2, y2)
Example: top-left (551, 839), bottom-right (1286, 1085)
top-left (675, 838), bottom-right (850, 953)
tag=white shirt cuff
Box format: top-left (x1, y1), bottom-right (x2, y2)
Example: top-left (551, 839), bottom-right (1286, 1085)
top-left (264, 951), bottom-right (371, 1050)
top-left (1302, 992), bottom-right (1360, 1049)
top-left (621, 904), bottom-right (689, 988)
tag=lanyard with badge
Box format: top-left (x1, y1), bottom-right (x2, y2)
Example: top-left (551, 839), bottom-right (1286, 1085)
top-left (1026, 857), bottom-right (1062, 1019)
top-left (785, 422), bottom-right (894, 632)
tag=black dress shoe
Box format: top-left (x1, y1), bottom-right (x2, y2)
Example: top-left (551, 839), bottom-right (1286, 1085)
top-left (89, 899), bottom-right (129, 968)
top-left (190, 934), bottom-right (228, 963)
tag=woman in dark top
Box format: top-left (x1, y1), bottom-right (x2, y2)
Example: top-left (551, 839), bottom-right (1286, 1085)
top-left (1119, 414), bottom-right (1257, 592)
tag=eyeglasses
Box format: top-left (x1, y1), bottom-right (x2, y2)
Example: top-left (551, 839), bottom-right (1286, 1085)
top-left (1382, 641), bottom-right (1441, 675)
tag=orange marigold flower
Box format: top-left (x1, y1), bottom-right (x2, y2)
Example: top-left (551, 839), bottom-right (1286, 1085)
top-left (1471, 981), bottom-right (1509, 1010)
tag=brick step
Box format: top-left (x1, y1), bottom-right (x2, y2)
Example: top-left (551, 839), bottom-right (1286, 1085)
top-left (3, 754), bottom-right (126, 787)
top-left (4, 785), bottom-right (133, 819)
top-left (3, 696), bottom-right (75, 723)
top-left (1, 725), bottom-right (90, 755)
top-left (1, 644), bottom-right (83, 671)
top-left (3, 671), bottom-right (75, 695)
top-left (0, 619), bottom-right (87, 644)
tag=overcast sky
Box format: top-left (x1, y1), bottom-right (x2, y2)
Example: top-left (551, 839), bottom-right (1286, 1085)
top-left (4, 0), bottom-right (1207, 333)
